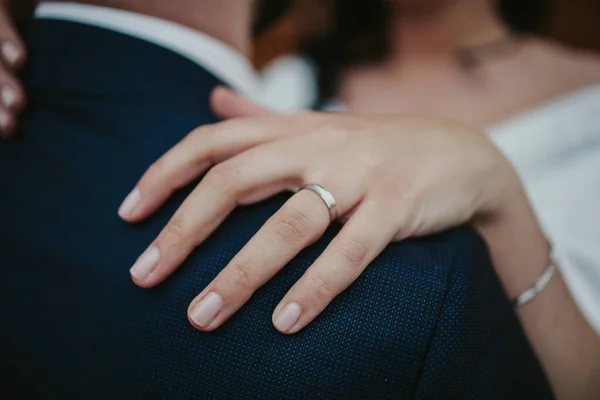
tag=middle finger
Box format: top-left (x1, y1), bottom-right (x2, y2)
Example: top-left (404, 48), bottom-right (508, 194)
top-left (186, 184), bottom-right (357, 331)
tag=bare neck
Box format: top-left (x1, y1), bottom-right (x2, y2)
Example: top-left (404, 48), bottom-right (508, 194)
top-left (389, 0), bottom-right (508, 60)
top-left (52, 0), bottom-right (255, 56)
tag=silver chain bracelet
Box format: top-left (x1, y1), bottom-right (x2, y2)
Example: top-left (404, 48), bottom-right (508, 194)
top-left (513, 256), bottom-right (557, 307)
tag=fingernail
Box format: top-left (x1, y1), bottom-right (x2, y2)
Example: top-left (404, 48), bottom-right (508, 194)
top-left (118, 188), bottom-right (140, 218)
top-left (1, 87), bottom-right (17, 108)
top-left (2, 42), bottom-right (21, 65)
top-left (130, 246), bottom-right (160, 282)
top-left (190, 292), bottom-right (223, 328)
top-left (274, 302), bottom-right (302, 333)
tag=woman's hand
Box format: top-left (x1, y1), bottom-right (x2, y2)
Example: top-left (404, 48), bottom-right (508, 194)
top-left (0, 0), bottom-right (30, 138)
top-left (118, 88), bottom-right (517, 334)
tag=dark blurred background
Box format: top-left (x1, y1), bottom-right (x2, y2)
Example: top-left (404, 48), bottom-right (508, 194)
top-left (548, 0), bottom-right (600, 50)
top-left (254, 0), bottom-right (600, 68)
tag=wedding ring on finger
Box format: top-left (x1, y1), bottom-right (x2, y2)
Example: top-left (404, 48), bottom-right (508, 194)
top-left (297, 184), bottom-right (339, 222)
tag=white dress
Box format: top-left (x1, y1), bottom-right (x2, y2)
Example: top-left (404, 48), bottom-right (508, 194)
top-left (262, 58), bottom-right (600, 334)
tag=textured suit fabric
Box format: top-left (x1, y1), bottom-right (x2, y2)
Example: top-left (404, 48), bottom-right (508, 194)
top-left (0, 20), bottom-right (552, 399)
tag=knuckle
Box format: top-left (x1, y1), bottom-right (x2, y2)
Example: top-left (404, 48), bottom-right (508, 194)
top-left (146, 160), bottom-right (163, 177)
top-left (334, 238), bottom-right (370, 267)
top-left (309, 274), bottom-right (336, 302)
top-left (271, 209), bottom-right (313, 246)
top-left (354, 140), bottom-right (383, 169)
top-left (229, 261), bottom-right (260, 290)
top-left (190, 123), bottom-right (218, 140)
top-left (189, 126), bottom-right (204, 138)
top-left (376, 177), bottom-right (411, 200)
top-left (204, 163), bottom-right (239, 193)
top-left (315, 122), bottom-right (350, 142)
top-left (163, 215), bottom-right (189, 243)
top-left (145, 157), bottom-right (172, 182)
top-left (203, 118), bottom-right (244, 139)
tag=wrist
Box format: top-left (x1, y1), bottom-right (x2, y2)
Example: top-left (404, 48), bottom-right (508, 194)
top-left (474, 174), bottom-right (551, 299)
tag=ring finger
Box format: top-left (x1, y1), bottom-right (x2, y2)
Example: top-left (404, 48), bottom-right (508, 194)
top-left (187, 182), bottom-right (360, 331)
top-left (272, 198), bottom-right (398, 334)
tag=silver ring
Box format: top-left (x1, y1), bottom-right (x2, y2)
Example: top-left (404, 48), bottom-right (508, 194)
top-left (297, 184), bottom-right (339, 222)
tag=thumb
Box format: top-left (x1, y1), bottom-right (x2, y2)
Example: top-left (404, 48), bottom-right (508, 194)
top-left (210, 86), bottom-right (275, 120)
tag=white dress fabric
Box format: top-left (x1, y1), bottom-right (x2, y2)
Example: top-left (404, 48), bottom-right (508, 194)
top-left (260, 56), bottom-right (600, 334)
top-left (489, 84), bottom-right (600, 334)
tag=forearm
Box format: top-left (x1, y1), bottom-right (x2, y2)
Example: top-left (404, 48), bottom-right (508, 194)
top-left (476, 179), bottom-right (600, 399)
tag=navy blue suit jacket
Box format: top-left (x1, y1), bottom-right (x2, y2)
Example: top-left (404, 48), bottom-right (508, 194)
top-left (0, 19), bottom-right (552, 399)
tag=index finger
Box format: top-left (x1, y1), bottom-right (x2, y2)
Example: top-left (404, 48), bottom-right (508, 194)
top-left (118, 113), bottom-right (321, 222)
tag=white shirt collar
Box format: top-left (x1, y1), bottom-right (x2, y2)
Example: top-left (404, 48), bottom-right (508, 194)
top-left (35, 2), bottom-right (263, 101)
